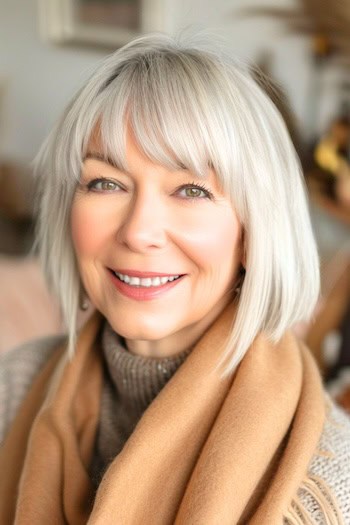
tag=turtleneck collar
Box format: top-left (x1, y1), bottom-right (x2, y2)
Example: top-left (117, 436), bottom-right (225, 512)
top-left (102, 321), bottom-right (192, 416)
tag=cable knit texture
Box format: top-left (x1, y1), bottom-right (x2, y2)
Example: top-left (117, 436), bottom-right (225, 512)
top-left (1, 323), bottom-right (350, 524)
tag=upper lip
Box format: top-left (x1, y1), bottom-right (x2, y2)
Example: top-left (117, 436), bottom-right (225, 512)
top-left (109, 269), bottom-right (184, 278)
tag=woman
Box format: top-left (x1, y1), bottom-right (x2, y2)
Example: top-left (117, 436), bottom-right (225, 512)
top-left (1, 34), bottom-right (349, 524)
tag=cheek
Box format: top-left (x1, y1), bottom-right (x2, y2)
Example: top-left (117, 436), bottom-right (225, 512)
top-left (70, 199), bottom-right (114, 256)
top-left (177, 209), bottom-right (242, 270)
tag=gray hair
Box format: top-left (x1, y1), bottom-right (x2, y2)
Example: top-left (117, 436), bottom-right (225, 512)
top-left (34, 33), bottom-right (320, 376)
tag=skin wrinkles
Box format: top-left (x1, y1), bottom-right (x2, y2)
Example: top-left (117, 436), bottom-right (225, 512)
top-left (71, 127), bottom-right (243, 358)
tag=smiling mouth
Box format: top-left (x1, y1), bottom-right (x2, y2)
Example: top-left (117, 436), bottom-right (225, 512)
top-left (110, 270), bottom-right (183, 288)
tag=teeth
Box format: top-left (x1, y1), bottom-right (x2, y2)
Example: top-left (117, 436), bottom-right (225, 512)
top-left (115, 272), bottom-right (180, 287)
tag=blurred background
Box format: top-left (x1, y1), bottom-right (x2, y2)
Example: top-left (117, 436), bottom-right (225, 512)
top-left (0, 0), bottom-right (349, 408)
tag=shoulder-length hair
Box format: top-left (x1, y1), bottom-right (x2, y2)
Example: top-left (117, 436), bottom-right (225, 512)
top-left (34, 33), bottom-right (320, 376)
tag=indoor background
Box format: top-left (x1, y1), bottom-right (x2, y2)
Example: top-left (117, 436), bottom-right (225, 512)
top-left (1, 0), bottom-right (349, 408)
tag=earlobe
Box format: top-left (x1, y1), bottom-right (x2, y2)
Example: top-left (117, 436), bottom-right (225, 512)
top-left (79, 285), bottom-right (90, 311)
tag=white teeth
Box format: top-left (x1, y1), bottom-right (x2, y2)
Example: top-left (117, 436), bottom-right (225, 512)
top-left (115, 272), bottom-right (180, 287)
top-left (140, 278), bottom-right (152, 287)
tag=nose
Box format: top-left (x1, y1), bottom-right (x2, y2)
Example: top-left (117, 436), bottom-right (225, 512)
top-left (117, 189), bottom-right (168, 253)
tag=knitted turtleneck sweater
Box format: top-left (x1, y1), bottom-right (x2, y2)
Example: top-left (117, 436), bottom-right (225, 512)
top-left (90, 322), bottom-right (191, 485)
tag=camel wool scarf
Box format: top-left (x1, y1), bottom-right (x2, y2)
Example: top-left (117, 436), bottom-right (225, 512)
top-left (0, 306), bottom-right (331, 524)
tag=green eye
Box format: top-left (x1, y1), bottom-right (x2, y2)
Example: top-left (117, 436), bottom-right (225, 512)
top-left (87, 179), bottom-right (121, 192)
top-left (184, 187), bottom-right (205, 198)
top-left (177, 183), bottom-right (213, 200)
top-left (98, 181), bottom-right (117, 191)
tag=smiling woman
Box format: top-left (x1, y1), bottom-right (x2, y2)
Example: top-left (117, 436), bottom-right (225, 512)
top-left (71, 127), bottom-right (243, 357)
top-left (1, 34), bottom-right (350, 524)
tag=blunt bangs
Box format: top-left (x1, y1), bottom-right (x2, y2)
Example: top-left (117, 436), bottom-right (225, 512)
top-left (34, 33), bottom-right (320, 375)
top-left (86, 49), bottom-right (245, 183)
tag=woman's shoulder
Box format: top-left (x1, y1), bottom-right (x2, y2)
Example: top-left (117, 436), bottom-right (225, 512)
top-left (0, 334), bottom-right (66, 444)
top-left (296, 396), bottom-right (350, 524)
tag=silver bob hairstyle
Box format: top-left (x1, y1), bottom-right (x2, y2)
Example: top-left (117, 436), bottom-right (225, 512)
top-left (34, 33), bottom-right (320, 376)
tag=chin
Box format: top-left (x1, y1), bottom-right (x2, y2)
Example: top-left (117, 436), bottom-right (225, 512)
top-left (107, 315), bottom-right (175, 342)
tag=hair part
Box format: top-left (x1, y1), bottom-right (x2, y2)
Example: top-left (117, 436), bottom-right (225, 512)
top-left (34, 33), bottom-right (320, 376)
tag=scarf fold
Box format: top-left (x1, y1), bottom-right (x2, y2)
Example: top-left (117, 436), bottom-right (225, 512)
top-left (0, 305), bottom-right (331, 524)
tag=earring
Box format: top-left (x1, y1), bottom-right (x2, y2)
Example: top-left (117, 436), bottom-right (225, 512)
top-left (79, 288), bottom-right (89, 311)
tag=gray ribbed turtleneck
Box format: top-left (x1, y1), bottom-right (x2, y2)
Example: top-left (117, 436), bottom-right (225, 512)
top-left (90, 321), bottom-right (191, 486)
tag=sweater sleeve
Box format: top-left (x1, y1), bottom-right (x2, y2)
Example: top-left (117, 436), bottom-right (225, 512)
top-left (292, 397), bottom-right (350, 524)
top-left (0, 335), bottom-right (66, 444)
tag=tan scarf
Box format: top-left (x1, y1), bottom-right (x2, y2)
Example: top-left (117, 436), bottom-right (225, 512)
top-left (0, 305), bottom-right (339, 524)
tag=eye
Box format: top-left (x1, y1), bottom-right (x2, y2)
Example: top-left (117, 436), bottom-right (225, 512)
top-left (87, 178), bottom-right (123, 193)
top-left (176, 183), bottom-right (213, 200)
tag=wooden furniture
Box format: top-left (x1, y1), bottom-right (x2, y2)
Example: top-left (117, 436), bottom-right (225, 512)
top-left (0, 162), bottom-right (35, 255)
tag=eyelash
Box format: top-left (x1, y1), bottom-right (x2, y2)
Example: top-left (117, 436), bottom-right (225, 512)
top-left (85, 177), bottom-right (214, 201)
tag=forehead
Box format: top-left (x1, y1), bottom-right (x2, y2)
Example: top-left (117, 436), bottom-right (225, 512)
top-left (86, 124), bottom-right (103, 153)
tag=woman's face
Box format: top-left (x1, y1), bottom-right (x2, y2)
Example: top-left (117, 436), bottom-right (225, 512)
top-left (71, 129), bottom-right (243, 357)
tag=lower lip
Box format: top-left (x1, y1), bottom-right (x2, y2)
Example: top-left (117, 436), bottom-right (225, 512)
top-left (108, 270), bottom-right (185, 301)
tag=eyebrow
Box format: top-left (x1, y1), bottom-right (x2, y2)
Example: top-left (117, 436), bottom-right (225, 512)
top-left (83, 151), bottom-right (123, 171)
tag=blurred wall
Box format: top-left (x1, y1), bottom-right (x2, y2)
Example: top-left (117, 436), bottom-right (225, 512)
top-left (0, 0), bottom-right (339, 164)
top-left (0, 0), bottom-right (104, 162)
